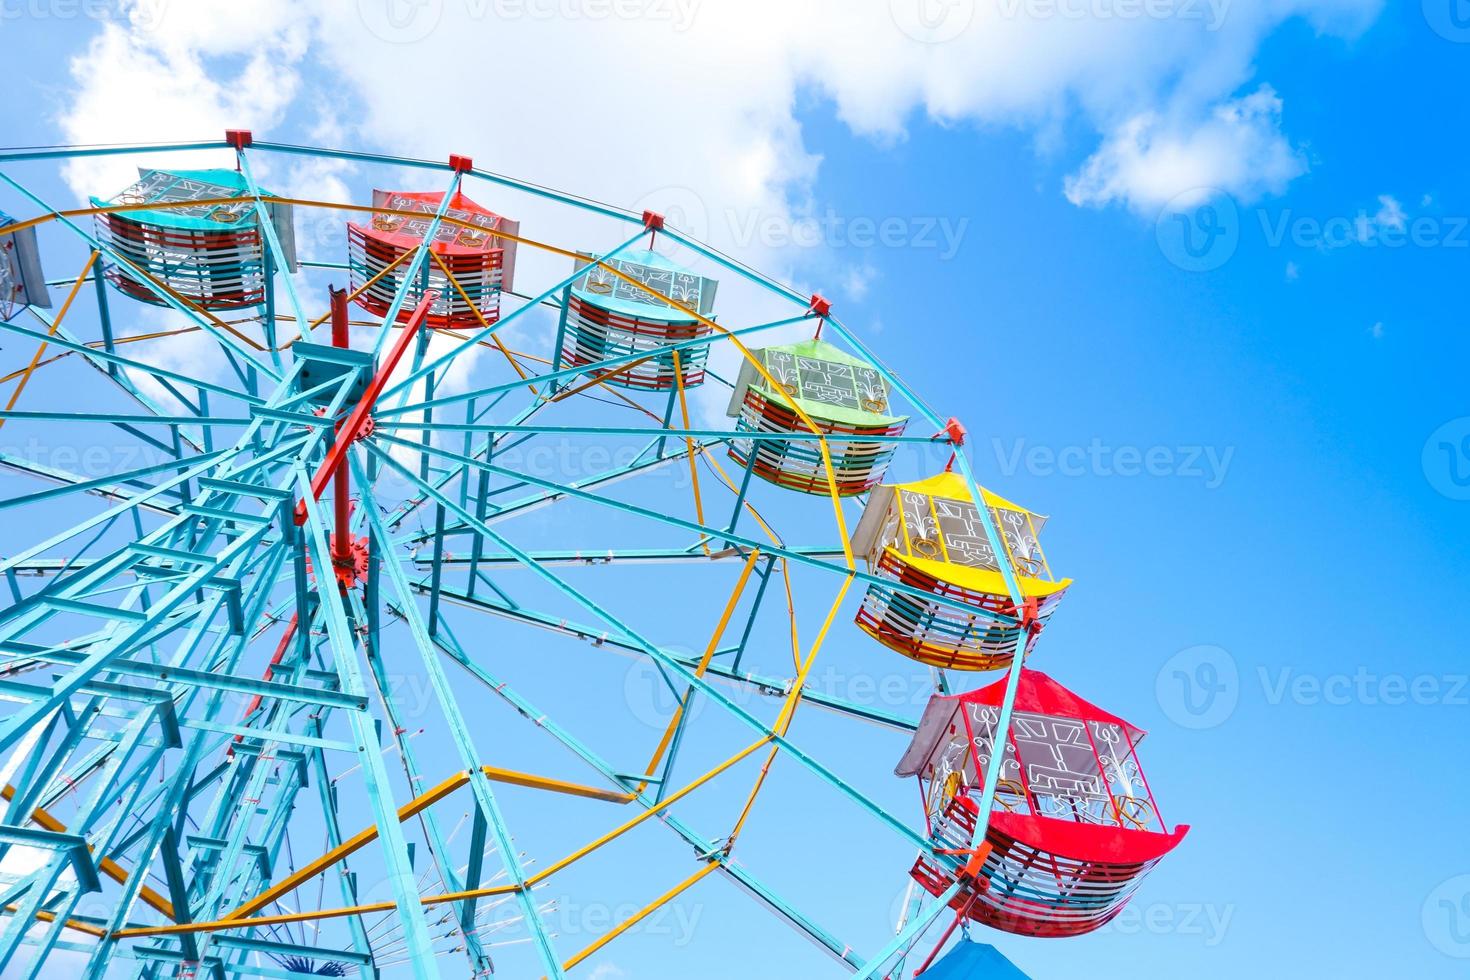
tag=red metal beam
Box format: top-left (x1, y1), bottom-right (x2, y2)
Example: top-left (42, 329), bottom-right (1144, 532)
top-left (329, 288), bottom-right (352, 562)
top-left (294, 293), bottom-right (436, 526)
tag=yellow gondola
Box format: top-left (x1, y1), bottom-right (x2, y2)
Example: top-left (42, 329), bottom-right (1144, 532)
top-left (852, 472), bottom-right (1070, 671)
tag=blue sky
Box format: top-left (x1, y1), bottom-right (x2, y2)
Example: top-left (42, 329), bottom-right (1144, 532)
top-left (1, 1), bottom-right (1468, 978)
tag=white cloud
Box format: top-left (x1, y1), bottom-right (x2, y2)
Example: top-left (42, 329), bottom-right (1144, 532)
top-left (842, 262), bottom-right (878, 301)
top-left (48, 0), bottom-right (1384, 421)
top-left (1369, 320), bottom-right (1383, 339)
top-left (57, 3), bottom-right (312, 197)
top-left (1372, 194), bottom-right (1406, 231)
top-left (1351, 193), bottom-right (1408, 244)
top-left (1065, 86), bottom-right (1306, 212)
top-left (58, 0), bottom-right (1383, 230)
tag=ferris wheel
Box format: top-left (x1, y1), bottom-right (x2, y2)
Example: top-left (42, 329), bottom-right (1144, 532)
top-left (0, 133), bottom-right (1186, 979)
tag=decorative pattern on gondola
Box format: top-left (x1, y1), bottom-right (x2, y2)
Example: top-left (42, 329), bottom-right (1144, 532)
top-left (347, 190), bottom-right (518, 330)
top-left (91, 169), bottom-right (294, 310)
top-left (0, 210), bottom-right (51, 320)
top-left (724, 339), bottom-right (908, 496)
top-left (897, 672), bottom-right (1189, 938)
top-left (557, 249), bottom-right (717, 390)
top-left (850, 472), bottom-right (1070, 671)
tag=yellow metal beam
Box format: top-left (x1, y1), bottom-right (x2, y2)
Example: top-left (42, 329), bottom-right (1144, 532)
top-left (0, 251), bottom-right (98, 432)
top-left (557, 862), bottom-right (720, 974)
top-left (116, 737), bottom-right (772, 941)
top-left (0, 783), bottom-right (176, 921)
top-left (637, 547), bottom-right (761, 788)
top-left (223, 764), bottom-right (635, 922)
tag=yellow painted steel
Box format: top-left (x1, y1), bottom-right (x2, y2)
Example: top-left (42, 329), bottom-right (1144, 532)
top-left (555, 861), bottom-right (720, 974)
top-left (0, 783), bottom-right (176, 921)
top-left (116, 738), bottom-right (772, 941)
top-left (427, 248), bottom-right (538, 391)
top-left (0, 251), bottom-right (99, 432)
top-left (670, 347), bottom-right (710, 554)
top-left (0, 197), bottom-right (273, 238)
top-left (726, 574), bottom-right (856, 845)
top-left (3, 905), bottom-right (106, 938)
top-left (637, 547), bottom-right (762, 788)
top-left (223, 765), bottom-right (633, 922)
top-left (299, 243), bottom-right (423, 336)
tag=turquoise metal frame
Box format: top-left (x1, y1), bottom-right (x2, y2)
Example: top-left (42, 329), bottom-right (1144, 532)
top-left (0, 137), bottom-right (1040, 979)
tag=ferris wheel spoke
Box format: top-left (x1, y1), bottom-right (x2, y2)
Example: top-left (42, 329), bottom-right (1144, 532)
top-left (377, 432), bottom-right (1015, 627)
top-left (423, 613), bottom-right (873, 971)
top-left (366, 440), bottom-right (930, 851)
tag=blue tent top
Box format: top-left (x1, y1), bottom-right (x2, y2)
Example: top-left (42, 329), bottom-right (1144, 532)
top-left (918, 941), bottom-right (1032, 979)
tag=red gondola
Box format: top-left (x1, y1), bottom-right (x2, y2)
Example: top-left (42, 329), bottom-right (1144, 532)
top-left (897, 670), bottom-right (1188, 937)
top-left (348, 189), bottom-right (518, 329)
